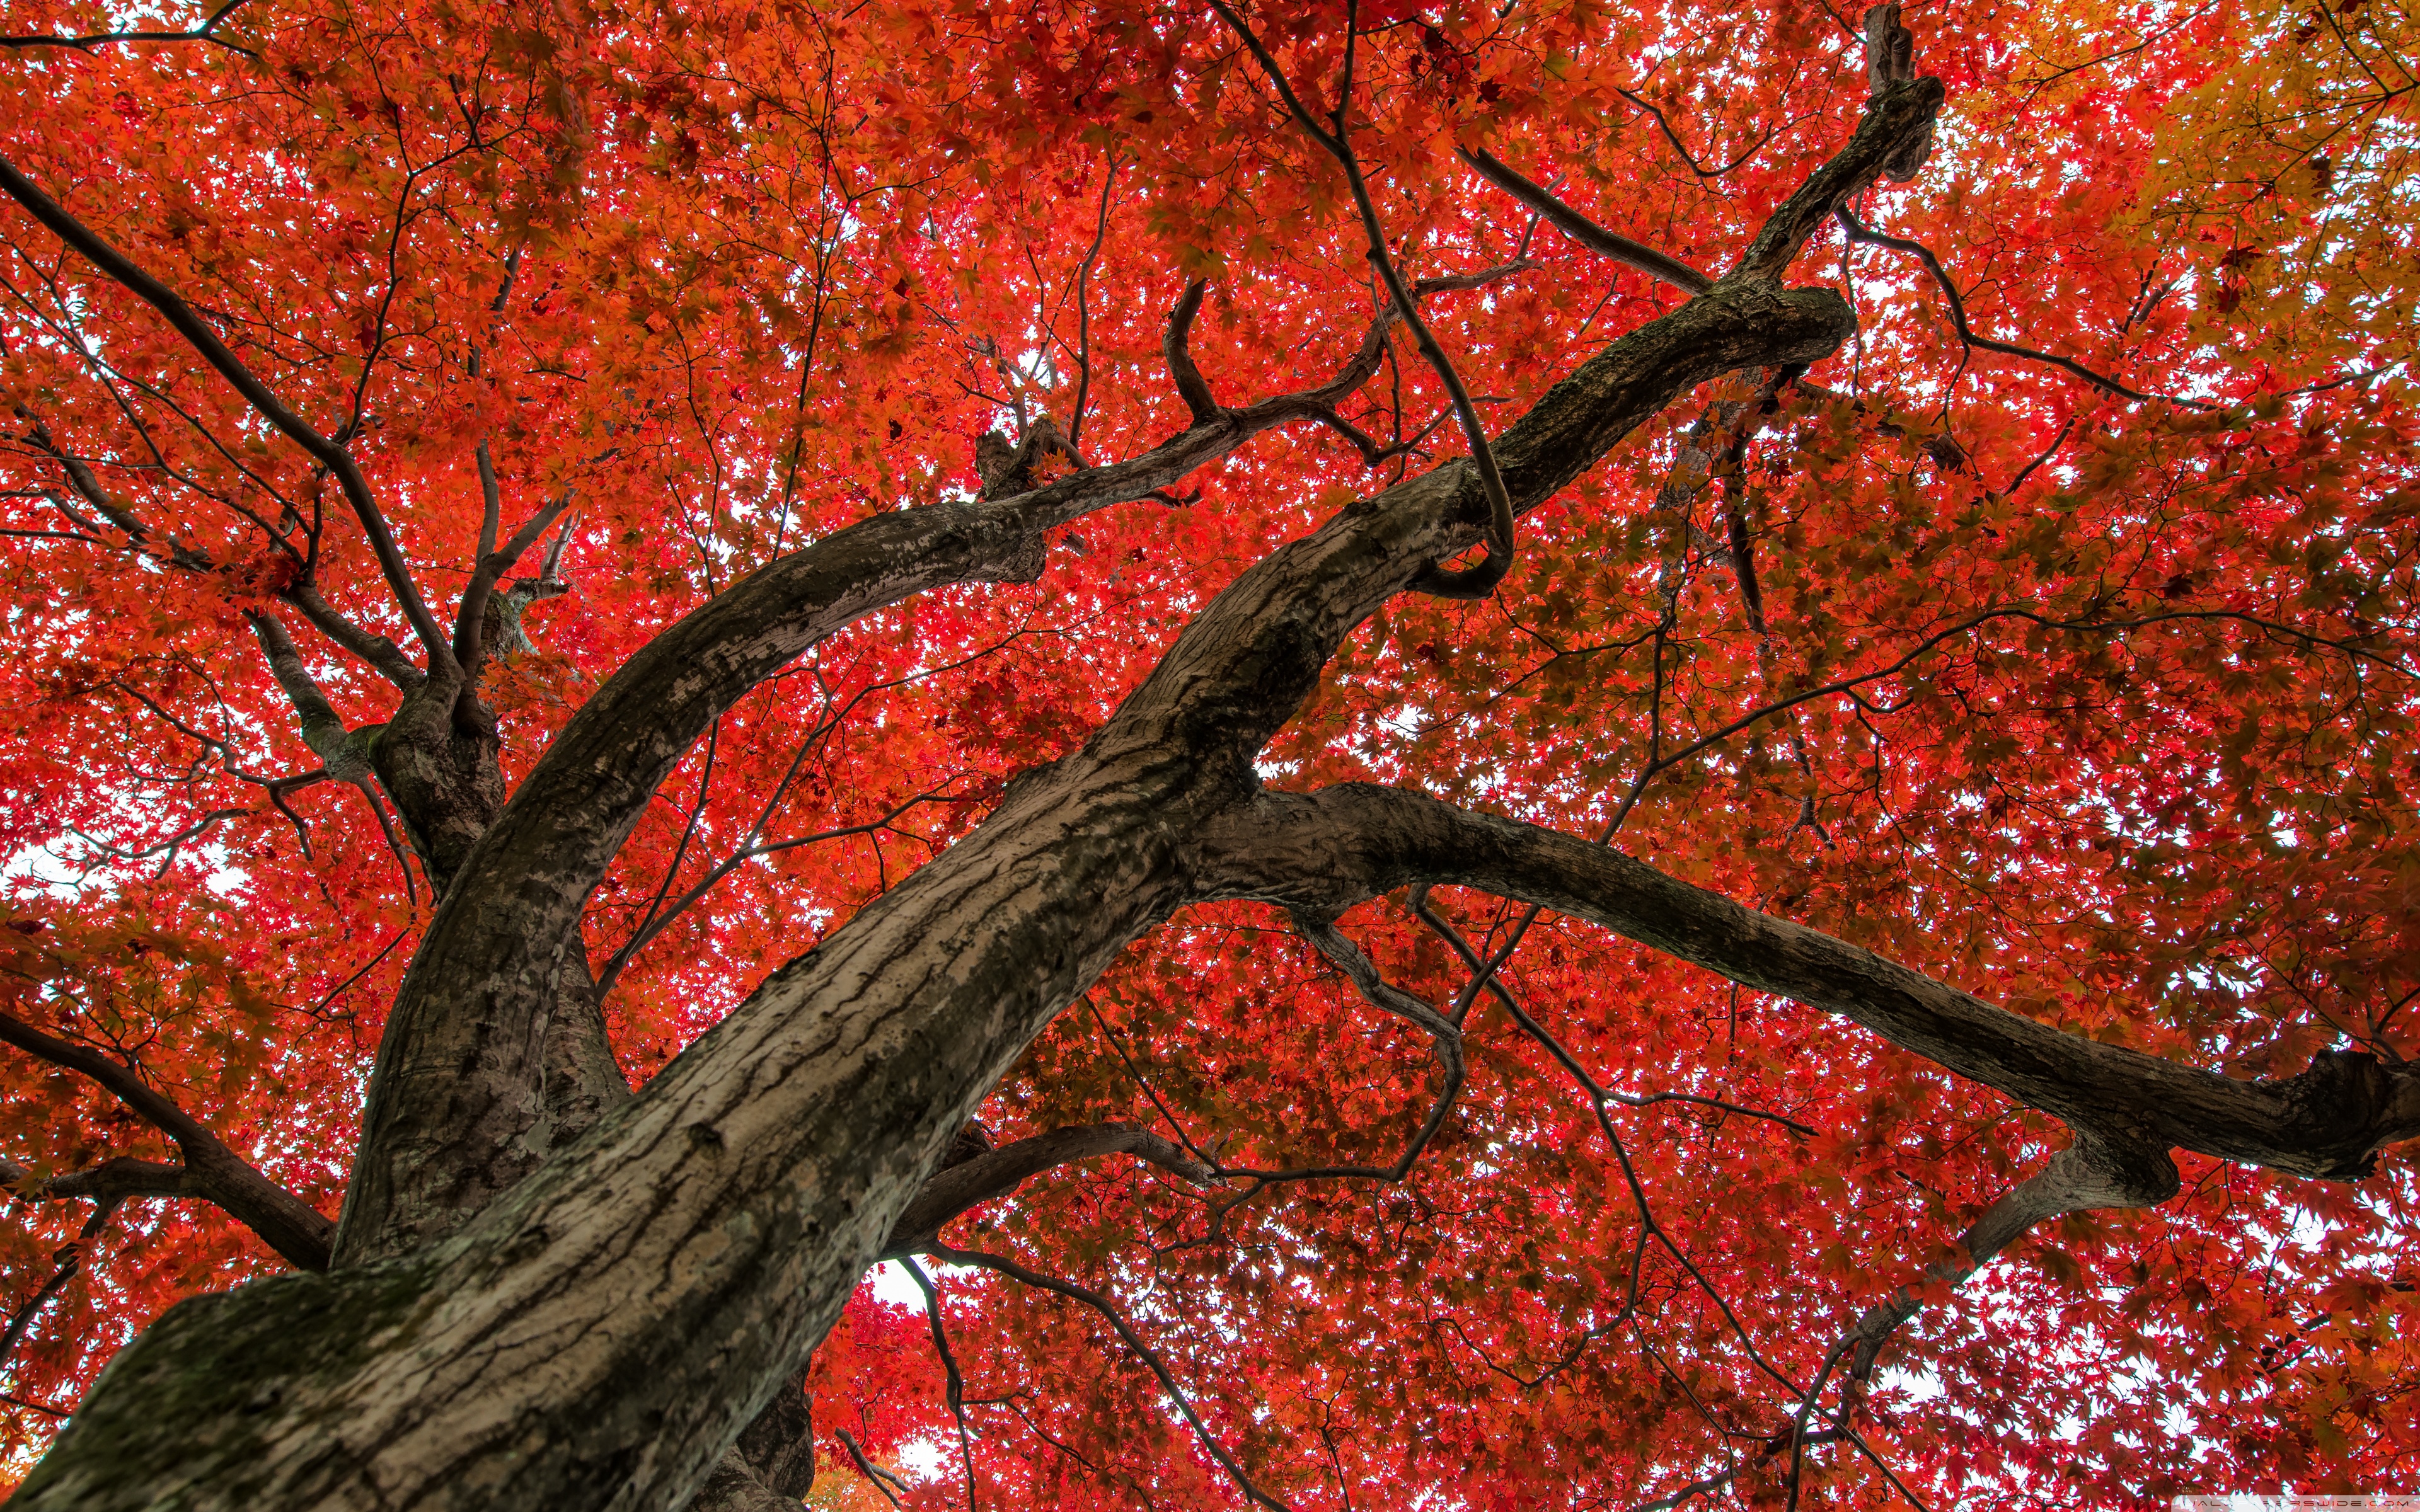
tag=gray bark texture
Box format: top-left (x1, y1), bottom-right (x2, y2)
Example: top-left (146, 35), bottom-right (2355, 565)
top-left (10, 70), bottom-right (2411, 1512)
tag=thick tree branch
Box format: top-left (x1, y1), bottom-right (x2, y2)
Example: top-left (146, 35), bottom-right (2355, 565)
top-left (1163, 280), bottom-right (1222, 423)
top-left (280, 582), bottom-right (425, 690)
top-left (1861, 4), bottom-right (1934, 180)
top-left (1731, 78), bottom-right (1946, 283)
top-left (453, 484), bottom-right (577, 673)
top-left (0, 1013), bottom-right (333, 1271)
top-left (1838, 1132), bottom-right (2178, 1380)
top-left (1185, 783), bottom-right (2420, 1182)
top-left (17, 89), bottom-right (1937, 1512)
top-left (0, 1155), bottom-right (188, 1206)
top-left (246, 612), bottom-right (376, 779)
top-left (336, 256), bottom-right (1541, 1263)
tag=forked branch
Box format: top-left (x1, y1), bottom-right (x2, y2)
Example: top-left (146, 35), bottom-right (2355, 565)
top-left (0, 154), bottom-right (450, 663)
top-left (931, 1242), bottom-right (1295, 1512)
top-left (1206, 0), bottom-right (1518, 597)
top-left (1836, 207), bottom-right (2211, 408)
top-left (0, 1012), bottom-right (333, 1270)
top-left (1188, 783), bottom-right (2420, 1182)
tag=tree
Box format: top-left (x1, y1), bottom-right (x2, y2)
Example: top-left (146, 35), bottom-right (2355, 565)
top-left (0, 0), bottom-right (2413, 1503)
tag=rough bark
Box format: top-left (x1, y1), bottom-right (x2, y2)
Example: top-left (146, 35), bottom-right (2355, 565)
top-left (330, 256), bottom-right (1604, 1264)
top-left (14, 78), bottom-right (1939, 1512)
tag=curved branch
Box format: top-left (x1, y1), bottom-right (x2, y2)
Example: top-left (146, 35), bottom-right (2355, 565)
top-left (835, 1430), bottom-right (907, 1508)
top-left (898, 1257), bottom-right (979, 1509)
top-left (1200, 913), bottom-right (1465, 1186)
top-left (879, 1121), bottom-right (1220, 1258)
top-left (1163, 280), bottom-right (1221, 423)
top-left (1186, 783), bottom-right (2420, 1182)
top-left (1615, 89), bottom-right (1779, 181)
top-left (0, 1012), bottom-right (333, 1271)
top-left (1835, 207), bottom-right (2212, 408)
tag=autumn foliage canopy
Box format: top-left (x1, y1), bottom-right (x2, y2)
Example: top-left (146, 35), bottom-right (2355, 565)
top-left (0, 0), bottom-right (2416, 1505)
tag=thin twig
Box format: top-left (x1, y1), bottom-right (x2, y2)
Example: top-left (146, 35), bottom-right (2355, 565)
top-left (930, 1244), bottom-right (1295, 1511)
top-left (901, 1257), bottom-right (981, 1511)
top-left (1836, 207), bottom-right (2211, 409)
top-left (834, 1428), bottom-right (908, 1508)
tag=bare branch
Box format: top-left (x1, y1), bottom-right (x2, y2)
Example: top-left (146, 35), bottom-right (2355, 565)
top-left (898, 1257), bottom-right (980, 1511)
top-left (246, 613), bottom-right (371, 776)
top-left (454, 485), bottom-right (577, 672)
top-left (1, 1155), bottom-right (187, 1206)
top-left (280, 582), bottom-right (425, 690)
top-left (598, 788), bottom-right (978, 995)
top-left (1835, 207), bottom-right (2211, 408)
top-left (1414, 888), bottom-right (1818, 1134)
top-left (1200, 912), bottom-right (1465, 1187)
top-left (1615, 89), bottom-right (1780, 181)
top-left (0, 0), bottom-right (256, 54)
top-left (1068, 156), bottom-right (1119, 451)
